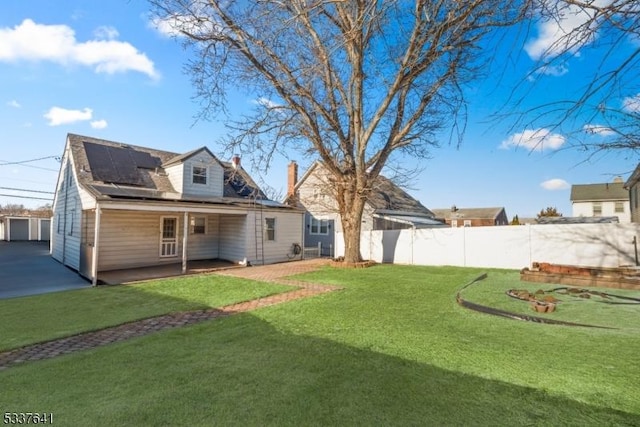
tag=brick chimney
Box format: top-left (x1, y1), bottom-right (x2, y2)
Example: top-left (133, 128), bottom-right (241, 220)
top-left (287, 161), bottom-right (298, 205)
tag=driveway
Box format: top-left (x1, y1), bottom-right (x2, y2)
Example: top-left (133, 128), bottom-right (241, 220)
top-left (0, 241), bottom-right (90, 299)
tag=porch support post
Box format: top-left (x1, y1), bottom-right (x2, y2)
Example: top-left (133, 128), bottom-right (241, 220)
top-left (182, 211), bottom-right (188, 274)
top-left (91, 204), bottom-right (101, 286)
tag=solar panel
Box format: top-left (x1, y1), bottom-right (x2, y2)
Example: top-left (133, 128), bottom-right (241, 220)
top-left (84, 142), bottom-right (118, 183)
top-left (83, 141), bottom-right (150, 186)
top-left (130, 150), bottom-right (161, 169)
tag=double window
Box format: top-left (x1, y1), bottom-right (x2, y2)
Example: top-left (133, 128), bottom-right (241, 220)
top-left (192, 165), bottom-right (207, 185)
top-left (614, 202), bottom-right (625, 213)
top-left (309, 217), bottom-right (329, 235)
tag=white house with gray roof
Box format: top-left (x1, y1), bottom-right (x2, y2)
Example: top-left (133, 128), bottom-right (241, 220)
top-left (570, 177), bottom-right (630, 223)
top-left (284, 160), bottom-right (444, 256)
top-left (51, 134), bottom-right (304, 284)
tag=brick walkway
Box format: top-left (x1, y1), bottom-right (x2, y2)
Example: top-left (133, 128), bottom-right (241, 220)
top-left (0, 259), bottom-right (338, 371)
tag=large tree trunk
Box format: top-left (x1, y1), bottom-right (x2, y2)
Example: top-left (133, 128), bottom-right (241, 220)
top-left (336, 178), bottom-right (367, 263)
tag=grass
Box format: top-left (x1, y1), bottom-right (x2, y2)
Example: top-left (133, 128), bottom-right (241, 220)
top-left (1, 265), bottom-right (639, 426)
top-left (459, 273), bottom-right (640, 331)
top-left (0, 274), bottom-right (291, 351)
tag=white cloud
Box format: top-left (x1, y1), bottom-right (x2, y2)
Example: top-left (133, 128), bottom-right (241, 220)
top-left (622, 94), bottom-right (640, 113)
top-left (90, 119), bottom-right (108, 129)
top-left (93, 26), bottom-right (119, 40)
top-left (0, 19), bottom-right (159, 80)
top-left (525, 3), bottom-right (601, 61)
top-left (149, 10), bottom-right (220, 39)
top-left (500, 128), bottom-right (566, 151)
top-left (44, 106), bottom-right (92, 126)
top-left (536, 64), bottom-right (569, 76)
top-left (7, 99), bottom-right (20, 108)
top-left (252, 97), bottom-right (283, 109)
top-left (583, 124), bottom-right (615, 136)
top-left (540, 178), bottom-right (570, 190)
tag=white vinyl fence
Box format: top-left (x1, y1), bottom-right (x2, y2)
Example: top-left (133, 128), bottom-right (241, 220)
top-left (335, 223), bottom-right (640, 269)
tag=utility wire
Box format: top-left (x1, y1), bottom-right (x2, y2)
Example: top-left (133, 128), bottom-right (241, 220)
top-left (0, 156), bottom-right (60, 172)
top-left (0, 193), bottom-right (53, 201)
top-left (0, 186), bottom-right (54, 194)
top-left (0, 155), bottom-right (60, 166)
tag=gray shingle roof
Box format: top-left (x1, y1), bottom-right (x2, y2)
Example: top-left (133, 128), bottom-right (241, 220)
top-left (67, 133), bottom-right (268, 203)
top-left (570, 182), bottom-right (628, 202)
top-left (431, 207), bottom-right (505, 220)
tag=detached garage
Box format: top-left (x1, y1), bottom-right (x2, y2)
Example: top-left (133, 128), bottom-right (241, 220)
top-left (0, 216), bottom-right (51, 241)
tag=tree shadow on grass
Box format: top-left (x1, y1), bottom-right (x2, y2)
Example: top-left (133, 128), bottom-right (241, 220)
top-left (1, 313), bottom-right (638, 426)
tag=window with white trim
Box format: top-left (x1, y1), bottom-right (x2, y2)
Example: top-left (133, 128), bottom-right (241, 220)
top-left (265, 217), bottom-right (276, 241)
top-left (190, 216), bottom-right (206, 234)
top-left (463, 220), bottom-right (472, 227)
top-left (192, 165), bottom-right (207, 185)
top-left (309, 217), bottom-right (329, 235)
top-left (615, 202), bottom-right (624, 213)
top-left (592, 202), bottom-right (602, 217)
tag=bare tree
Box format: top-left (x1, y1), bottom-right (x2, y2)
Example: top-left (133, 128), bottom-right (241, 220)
top-left (510, 0), bottom-right (640, 157)
top-left (150, 0), bottom-right (530, 262)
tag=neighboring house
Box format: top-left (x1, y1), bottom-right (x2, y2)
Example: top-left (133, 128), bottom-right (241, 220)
top-left (625, 166), bottom-right (640, 223)
top-left (570, 177), bottom-right (630, 223)
top-left (285, 161), bottom-right (444, 256)
top-left (0, 215), bottom-right (51, 241)
top-left (52, 134), bottom-right (303, 285)
top-left (432, 206), bottom-right (509, 227)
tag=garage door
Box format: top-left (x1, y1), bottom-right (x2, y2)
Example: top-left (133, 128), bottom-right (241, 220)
top-left (9, 218), bottom-right (29, 241)
top-left (40, 219), bottom-right (51, 241)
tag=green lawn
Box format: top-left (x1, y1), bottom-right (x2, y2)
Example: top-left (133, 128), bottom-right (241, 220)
top-left (0, 274), bottom-right (292, 351)
top-left (1, 265), bottom-right (639, 426)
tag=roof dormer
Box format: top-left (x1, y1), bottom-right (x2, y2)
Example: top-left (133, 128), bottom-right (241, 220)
top-left (163, 147), bottom-right (224, 197)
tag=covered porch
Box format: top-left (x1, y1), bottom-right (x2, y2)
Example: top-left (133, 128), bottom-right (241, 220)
top-left (97, 258), bottom-right (239, 285)
top-left (81, 200), bottom-right (250, 285)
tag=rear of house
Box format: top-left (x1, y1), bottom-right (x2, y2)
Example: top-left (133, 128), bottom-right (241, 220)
top-left (51, 134), bottom-right (304, 284)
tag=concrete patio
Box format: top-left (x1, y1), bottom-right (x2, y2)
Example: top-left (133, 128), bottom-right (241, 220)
top-left (97, 259), bottom-right (239, 285)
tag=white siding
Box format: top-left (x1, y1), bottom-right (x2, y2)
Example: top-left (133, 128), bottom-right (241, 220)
top-left (572, 200), bottom-right (631, 223)
top-left (219, 214), bottom-right (247, 262)
top-left (186, 214), bottom-right (221, 260)
top-left (166, 151), bottom-right (224, 197)
top-left (98, 210), bottom-right (184, 271)
top-left (244, 210), bottom-right (304, 265)
top-left (51, 153), bottom-right (83, 270)
top-left (182, 154), bottom-right (224, 197)
top-left (165, 163), bottom-right (184, 194)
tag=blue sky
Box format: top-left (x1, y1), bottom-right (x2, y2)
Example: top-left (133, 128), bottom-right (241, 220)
top-left (1, 1), bottom-right (638, 218)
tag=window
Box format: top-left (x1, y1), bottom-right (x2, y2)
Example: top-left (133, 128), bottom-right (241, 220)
top-left (192, 165), bottom-right (207, 185)
top-left (310, 217), bottom-right (329, 235)
top-left (615, 202), bottom-right (625, 213)
top-left (463, 220), bottom-right (472, 227)
top-left (451, 220), bottom-right (458, 228)
top-left (592, 202), bottom-right (602, 217)
top-left (190, 216), bottom-right (206, 234)
top-left (265, 217), bottom-right (276, 241)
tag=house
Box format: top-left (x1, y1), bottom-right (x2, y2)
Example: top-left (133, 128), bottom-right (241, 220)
top-left (625, 166), bottom-right (640, 223)
top-left (570, 177), bottom-right (629, 223)
top-left (51, 134), bottom-right (304, 285)
top-left (285, 161), bottom-right (444, 256)
top-left (0, 215), bottom-right (51, 241)
top-left (431, 206), bottom-right (509, 227)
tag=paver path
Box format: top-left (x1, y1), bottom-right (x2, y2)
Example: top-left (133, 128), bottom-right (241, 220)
top-left (0, 259), bottom-right (338, 371)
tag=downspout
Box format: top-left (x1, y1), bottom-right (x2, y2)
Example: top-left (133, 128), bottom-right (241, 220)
top-left (91, 203), bottom-right (101, 286)
top-left (182, 211), bottom-right (189, 274)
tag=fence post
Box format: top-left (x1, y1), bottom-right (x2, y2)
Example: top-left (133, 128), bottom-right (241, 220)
top-left (318, 241), bottom-right (322, 258)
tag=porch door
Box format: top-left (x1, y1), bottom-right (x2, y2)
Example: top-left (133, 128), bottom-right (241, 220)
top-left (160, 217), bottom-right (178, 257)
